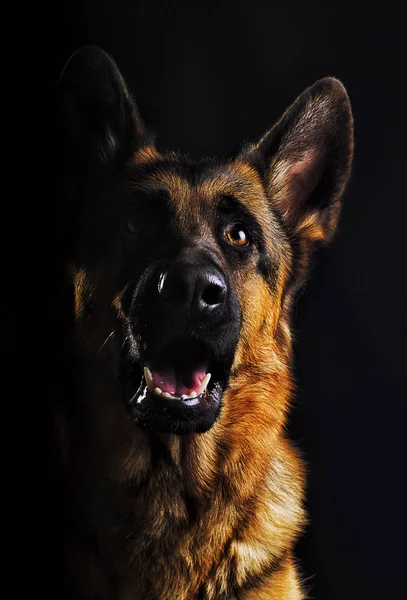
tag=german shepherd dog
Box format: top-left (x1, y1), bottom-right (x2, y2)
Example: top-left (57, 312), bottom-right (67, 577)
top-left (56, 47), bottom-right (353, 599)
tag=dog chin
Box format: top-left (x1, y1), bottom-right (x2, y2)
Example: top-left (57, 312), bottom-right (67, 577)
top-left (124, 381), bottom-right (225, 434)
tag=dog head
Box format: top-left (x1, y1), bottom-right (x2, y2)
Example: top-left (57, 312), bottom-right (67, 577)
top-left (57, 47), bottom-right (353, 437)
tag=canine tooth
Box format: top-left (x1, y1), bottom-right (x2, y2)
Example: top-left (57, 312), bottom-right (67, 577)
top-left (189, 391), bottom-right (197, 398)
top-left (196, 373), bottom-right (211, 395)
top-left (202, 373), bottom-right (211, 386)
top-left (144, 367), bottom-right (154, 392)
top-left (154, 387), bottom-right (162, 396)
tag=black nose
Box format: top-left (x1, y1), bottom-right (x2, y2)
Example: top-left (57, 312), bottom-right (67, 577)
top-left (158, 263), bottom-right (227, 317)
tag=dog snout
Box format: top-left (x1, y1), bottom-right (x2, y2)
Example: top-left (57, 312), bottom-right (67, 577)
top-left (157, 263), bottom-right (228, 319)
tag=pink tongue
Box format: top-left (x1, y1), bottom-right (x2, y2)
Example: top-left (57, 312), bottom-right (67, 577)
top-left (151, 367), bottom-right (207, 396)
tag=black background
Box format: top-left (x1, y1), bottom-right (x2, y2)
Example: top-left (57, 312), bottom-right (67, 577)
top-left (43, 1), bottom-right (407, 598)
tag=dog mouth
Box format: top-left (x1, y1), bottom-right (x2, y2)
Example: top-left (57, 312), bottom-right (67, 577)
top-left (122, 336), bottom-right (229, 433)
top-left (143, 363), bottom-right (212, 403)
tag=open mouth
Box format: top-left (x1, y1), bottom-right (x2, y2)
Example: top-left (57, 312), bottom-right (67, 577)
top-left (122, 336), bottom-right (230, 434)
top-left (143, 365), bottom-right (212, 403)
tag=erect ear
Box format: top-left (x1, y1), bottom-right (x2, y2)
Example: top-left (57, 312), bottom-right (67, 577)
top-left (57, 46), bottom-right (149, 178)
top-left (245, 78), bottom-right (354, 244)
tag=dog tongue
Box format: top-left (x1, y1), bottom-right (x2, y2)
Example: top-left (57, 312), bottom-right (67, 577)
top-left (151, 366), bottom-right (207, 396)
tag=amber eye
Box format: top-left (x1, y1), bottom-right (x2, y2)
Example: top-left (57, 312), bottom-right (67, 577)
top-left (226, 223), bottom-right (250, 247)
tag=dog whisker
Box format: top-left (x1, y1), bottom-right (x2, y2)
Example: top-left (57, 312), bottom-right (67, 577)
top-left (97, 330), bottom-right (116, 357)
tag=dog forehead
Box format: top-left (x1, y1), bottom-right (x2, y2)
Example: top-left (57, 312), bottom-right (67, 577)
top-left (129, 152), bottom-right (272, 224)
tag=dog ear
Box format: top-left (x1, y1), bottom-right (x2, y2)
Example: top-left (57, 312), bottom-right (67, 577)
top-left (57, 46), bottom-right (149, 177)
top-left (245, 78), bottom-right (354, 244)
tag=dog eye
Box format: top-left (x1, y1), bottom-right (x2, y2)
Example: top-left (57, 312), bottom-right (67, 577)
top-left (127, 219), bottom-right (137, 233)
top-left (226, 224), bottom-right (250, 247)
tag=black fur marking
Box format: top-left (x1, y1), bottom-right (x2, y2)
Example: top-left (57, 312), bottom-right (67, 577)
top-left (232, 550), bottom-right (288, 597)
top-left (181, 491), bottom-right (199, 525)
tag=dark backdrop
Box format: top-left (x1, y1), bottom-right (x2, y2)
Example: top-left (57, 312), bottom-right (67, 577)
top-left (51, 2), bottom-right (406, 598)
